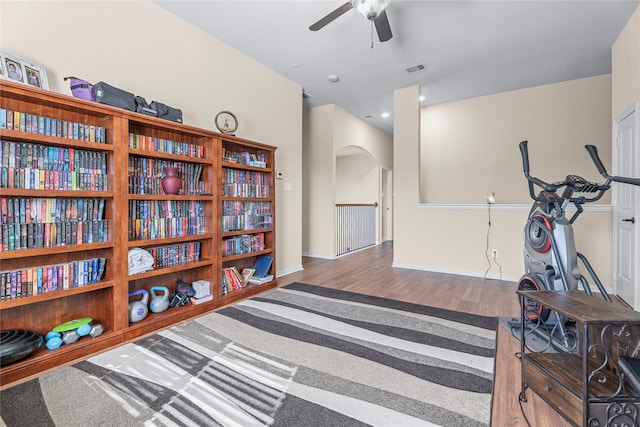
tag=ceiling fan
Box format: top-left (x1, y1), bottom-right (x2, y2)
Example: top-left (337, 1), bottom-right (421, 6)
top-left (309, 0), bottom-right (393, 44)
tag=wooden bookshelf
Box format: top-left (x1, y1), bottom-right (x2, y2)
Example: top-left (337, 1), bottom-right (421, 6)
top-left (219, 136), bottom-right (276, 296)
top-left (0, 81), bottom-right (277, 388)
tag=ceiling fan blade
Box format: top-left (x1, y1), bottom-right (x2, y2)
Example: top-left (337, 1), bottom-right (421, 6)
top-left (374, 9), bottom-right (393, 42)
top-left (309, 1), bottom-right (353, 31)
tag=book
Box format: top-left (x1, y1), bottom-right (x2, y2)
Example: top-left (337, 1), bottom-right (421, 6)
top-left (252, 255), bottom-right (273, 278)
top-left (241, 267), bottom-right (256, 284)
top-left (248, 274), bottom-right (274, 285)
top-left (191, 294), bottom-right (213, 305)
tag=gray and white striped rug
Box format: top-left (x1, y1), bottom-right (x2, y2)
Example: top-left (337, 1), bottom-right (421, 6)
top-left (0, 283), bottom-right (498, 427)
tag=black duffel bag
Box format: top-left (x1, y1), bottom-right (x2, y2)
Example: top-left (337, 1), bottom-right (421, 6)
top-left (135, 96), bottom-right (158, 117)
top-left (94, 81), bottom-right (136, 111)
top-left (150, 101), bottom-right (183, 123)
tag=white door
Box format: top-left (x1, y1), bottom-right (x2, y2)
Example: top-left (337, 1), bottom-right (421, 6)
top-left (613, 104), bottom-right (638, 309)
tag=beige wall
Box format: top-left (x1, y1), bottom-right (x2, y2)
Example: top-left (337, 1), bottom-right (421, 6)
top-left (394, 77), bottom-right (615, 283)
top-left (303, 104), bottom-right (392, 258)
top-left (612, 5), bottom-right (640, 308)
top-left (420, 75), bottom-right (612, 204)
top-left (0, 0), bottom-right (303, 276)
top-left (302, 105), bottom-right (336, 258)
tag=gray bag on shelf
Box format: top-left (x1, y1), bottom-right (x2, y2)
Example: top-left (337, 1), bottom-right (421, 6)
top-left (150, 101), bottom-right (183, 123)
top-left (94, 81), bottom-right (136, 111)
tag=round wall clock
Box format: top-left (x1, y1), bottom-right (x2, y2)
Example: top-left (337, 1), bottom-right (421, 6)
top-left (215, 111), bottom-right (238, 135)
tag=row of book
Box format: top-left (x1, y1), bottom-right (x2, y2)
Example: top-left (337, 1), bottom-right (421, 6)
top-left (222, 183), bottom-right (270, 198)
top-left (144, 241), bottom-right (201, 270)
top-left (129, 200), bottom-right (205, 220)
top-left (222, 148), bottom-right (267, 168)
top-left (222, 169), bottom-right (268, 185)
top-left (2, 198), bottom-right (106, 225)
top-left (128, 217), bottom-right (206, 241)
top-left (222, 213), bottom-right (273, 232)
top-left (2, 220), bottom-right (109, 252)
top-left (0, 109), bottom-right (107, 143)
top-left (222, 232), bottom-right (265, 257)
top-left (2, 140), bottom-right (108, 174)
top-left (1, 167), bottom-right (108, 191)
top-left (221, 266), bottom-right (247, 294)
top-left (128, 176), bottom-right (210, 196)
top-left (128, 157), bottom-right (204, 181)
top-left (0, 257), bottom-right (106, 301)
top-left (129, 133), bottom-right (204, 158)
top-left (222, 200), bottom-right (271, 216)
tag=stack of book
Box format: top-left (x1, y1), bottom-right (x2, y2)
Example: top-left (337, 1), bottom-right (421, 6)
top-left (247, 255), bottom-right (273, 285)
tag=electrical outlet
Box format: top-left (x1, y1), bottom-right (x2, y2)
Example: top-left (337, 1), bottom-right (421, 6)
top-left (487, 192), bottom-right (496, 204)
top-left (492, 249), bottom-right (498, 258)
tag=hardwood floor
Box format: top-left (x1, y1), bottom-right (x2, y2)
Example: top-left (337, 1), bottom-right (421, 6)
top-left (277, 241), bottom-right (571, 427)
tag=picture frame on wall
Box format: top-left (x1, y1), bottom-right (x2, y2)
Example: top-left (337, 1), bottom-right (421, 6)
top-left (0, 50), bottom-right (49, 90)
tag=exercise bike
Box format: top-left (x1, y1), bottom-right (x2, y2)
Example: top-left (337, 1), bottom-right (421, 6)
top-left (517, 140), bottom-right (640, 330)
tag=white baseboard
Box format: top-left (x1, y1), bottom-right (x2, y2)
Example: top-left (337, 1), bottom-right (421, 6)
top-left (391, 262), bottom-right (520, 282)
top-left (276, 264), bottom-right (304, 277)
top-left (301, 252), bottom-right (336, 260)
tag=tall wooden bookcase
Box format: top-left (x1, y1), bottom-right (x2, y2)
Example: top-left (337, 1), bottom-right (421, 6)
top-left (0, 81), bottom-right (277, 387)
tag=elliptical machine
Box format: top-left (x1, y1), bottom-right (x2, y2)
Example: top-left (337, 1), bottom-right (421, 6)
top-left (517, 140), bottom-right (640, 325)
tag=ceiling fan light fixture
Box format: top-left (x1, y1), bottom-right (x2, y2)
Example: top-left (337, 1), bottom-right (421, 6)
top-left (352, 0), bottom-right (390, 20)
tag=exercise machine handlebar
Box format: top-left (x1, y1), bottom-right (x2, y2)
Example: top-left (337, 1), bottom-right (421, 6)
top-left (585, 144), bottom-right (640, 187)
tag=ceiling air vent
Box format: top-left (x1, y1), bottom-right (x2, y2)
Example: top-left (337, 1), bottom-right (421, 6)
top-left (404, 63), bottom-right (427, 74)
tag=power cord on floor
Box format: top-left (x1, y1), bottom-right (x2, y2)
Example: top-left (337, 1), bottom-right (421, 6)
top-left (483, 203), bottom-right (492, 279)
top-left (483, 202), bottom-right (502, 280)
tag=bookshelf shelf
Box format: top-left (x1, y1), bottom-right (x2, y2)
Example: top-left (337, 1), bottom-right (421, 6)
top-left (0, 242), bottom-right (113, 259)
top-left (0, 130), bottom-right (114, 151)
top-left (127, 259), bottom-right (214, 280)
top-left (0, 281), bottom-right (114, 309)
top-left (222, 249), bottom-right (274, 262)
top-left (222, 227), bottom-right (274, 237)
top-left (0, 80), bottom-right (277, 388)
top-left (0, 189), bottom-right (113, 198)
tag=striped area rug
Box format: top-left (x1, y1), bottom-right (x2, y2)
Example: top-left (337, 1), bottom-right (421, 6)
top-left (0, 283), bottom-right (498, 427)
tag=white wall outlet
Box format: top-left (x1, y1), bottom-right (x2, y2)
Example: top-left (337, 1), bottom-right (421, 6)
top-left (487, 192), bottom-right (496, 204)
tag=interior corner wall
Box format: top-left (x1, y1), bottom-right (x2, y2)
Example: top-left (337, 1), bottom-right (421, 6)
top-left (612, 4), bottom-right (640, 308)
top-left (0, 0), bottom-right (303, 276)
top-left (302, 105), bottom-right (336, 259)
top-left (394, 78), bottom-right (615, 283)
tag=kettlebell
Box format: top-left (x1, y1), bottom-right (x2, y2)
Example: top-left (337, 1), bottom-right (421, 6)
top-left (149, 286), bottom-right (170, 313)
top-left (128, 289), bottom-right (149, 323)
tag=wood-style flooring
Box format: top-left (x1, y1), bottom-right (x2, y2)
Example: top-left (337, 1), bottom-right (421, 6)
top-left (277, 241), bottom-right (571, 427)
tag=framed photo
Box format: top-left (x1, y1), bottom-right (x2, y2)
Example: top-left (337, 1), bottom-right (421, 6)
top-left (0, 50), bottom-right (49, 90)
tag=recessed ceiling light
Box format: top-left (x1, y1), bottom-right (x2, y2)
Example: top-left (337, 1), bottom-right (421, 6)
top-left (328, 74), bottom-right (340, 83)
top-left (419, 95), bottom-right (426, 101)
top-left (381, 112), bottom-right (390, 118)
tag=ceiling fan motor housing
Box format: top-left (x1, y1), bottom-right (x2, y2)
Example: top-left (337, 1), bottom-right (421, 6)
top-left (352, 0), bottom-right (391, 19)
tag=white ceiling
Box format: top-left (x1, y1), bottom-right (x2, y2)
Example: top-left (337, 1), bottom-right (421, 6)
top-left (156, 0), bottom-right (639, 135)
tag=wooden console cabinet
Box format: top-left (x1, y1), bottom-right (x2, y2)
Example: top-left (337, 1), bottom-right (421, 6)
top-left (0, 81), bottom-right (277, 387)
top-left (518, 290), bottom-right (640, 426)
